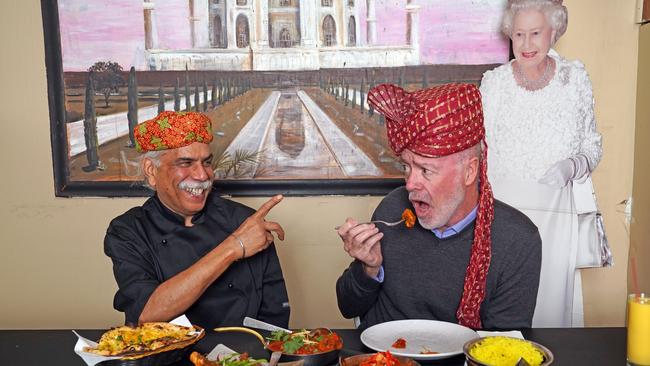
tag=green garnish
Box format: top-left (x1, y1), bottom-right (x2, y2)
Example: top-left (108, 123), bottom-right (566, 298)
top-left (266, 329), bottom-right (315, 355)
top-left (268, 330), bottom-right (291, 342)
top-left (281, 336), bottom-right (304, 354)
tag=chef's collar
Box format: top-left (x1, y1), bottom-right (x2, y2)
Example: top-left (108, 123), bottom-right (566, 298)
top-left (150, 193), bottom-right (207, 226)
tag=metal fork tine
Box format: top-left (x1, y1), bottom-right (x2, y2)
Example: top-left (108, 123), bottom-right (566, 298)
top-left (370, 219), bottom-right (405, 226)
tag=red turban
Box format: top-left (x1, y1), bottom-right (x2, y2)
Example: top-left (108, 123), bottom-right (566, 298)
top-left (368, 83), bottom-right (494, 329)
top-left (134, 111), bottom-right (213, 152)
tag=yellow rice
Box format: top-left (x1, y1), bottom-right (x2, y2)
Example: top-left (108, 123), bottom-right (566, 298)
top-left (468, 336), bottom-right (545, 366)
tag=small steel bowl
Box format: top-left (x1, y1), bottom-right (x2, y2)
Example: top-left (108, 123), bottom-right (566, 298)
top-left (463, 336), bottom-right (554, 366)
top-left (339, 353), bottom-right (420, 366)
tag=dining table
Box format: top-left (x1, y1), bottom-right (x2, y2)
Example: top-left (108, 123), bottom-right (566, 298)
top-left (0, 326), bottom-right (626, 366)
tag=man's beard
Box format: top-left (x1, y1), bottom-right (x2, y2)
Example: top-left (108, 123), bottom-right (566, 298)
top-left (409, 178), bottom-right (465, 231)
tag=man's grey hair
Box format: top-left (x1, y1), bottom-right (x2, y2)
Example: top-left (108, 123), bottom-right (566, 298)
top-left (141, 150), bottom-right (167, 190)
top-left (455, 142), bottom-right (483, 164)
top-left (453, 142), bottom-right (484, 188)
top-left (501, 0), bottom-right (568, 45)
top-left (143, 150), bottom-right (166, 167)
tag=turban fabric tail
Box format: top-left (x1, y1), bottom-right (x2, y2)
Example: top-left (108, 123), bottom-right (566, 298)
top-left (368, 83), bottom-right (494, 329)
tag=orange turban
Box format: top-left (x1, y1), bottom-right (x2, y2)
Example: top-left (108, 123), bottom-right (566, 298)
top-left (134, 111), bottom-right (213, 153)
top-left (368, 83), bottom-right (494, 329)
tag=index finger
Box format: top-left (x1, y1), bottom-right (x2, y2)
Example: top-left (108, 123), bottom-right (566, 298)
top-left (254, 194), bottom-right (283, 218)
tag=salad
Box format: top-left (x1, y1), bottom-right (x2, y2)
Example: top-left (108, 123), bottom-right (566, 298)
top-left (266, 329), bottom-right (343, 355)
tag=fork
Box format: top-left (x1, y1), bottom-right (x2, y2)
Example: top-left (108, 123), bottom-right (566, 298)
top-left (334, 218), bottom-right (405, 230)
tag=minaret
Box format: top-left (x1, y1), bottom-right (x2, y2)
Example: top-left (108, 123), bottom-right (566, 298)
top-left (406, 0), bottom-right (419, 49)
top-left (189, 0), bottom-right (196, 47)
top-left (366, 0), bottom-right (377, 45)
top-left (143, 0), bottom-right (158, 50)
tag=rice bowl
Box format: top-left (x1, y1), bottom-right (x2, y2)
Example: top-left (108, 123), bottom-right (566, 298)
top-left (463, 336), bottom-right (553, 366)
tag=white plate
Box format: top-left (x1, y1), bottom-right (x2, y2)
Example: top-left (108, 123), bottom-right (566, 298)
top-left (360, 319), bottom-right (479, 360)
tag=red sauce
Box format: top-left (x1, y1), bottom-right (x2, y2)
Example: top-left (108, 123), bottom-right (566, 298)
top-left (266, 341), bottom-right (284, 352)
top-left (391, 338), bottom-right (407, 349)
top-left (359, 351), bottom-right (401, 366)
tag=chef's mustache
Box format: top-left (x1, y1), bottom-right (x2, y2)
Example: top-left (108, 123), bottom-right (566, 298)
top-left (179, 179), bottom-right (213, 190)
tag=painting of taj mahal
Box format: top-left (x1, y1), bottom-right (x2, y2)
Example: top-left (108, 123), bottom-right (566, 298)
top-left (51, 0), bottom-right (508, 195)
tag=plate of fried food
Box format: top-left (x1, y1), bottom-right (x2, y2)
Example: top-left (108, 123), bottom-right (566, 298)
top-left (360, 319), bottom-right (479, 361)
top-left (75, 320), bottom-right (204, 366)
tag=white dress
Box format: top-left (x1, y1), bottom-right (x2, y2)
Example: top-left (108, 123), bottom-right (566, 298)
top-left (480, 50), bottom-right (602, 327)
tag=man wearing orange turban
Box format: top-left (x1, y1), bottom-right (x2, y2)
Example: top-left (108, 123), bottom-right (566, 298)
top-left (336, 84), bottom-right (541, 330)
top-left (104, 111), bottom-right (290, 329)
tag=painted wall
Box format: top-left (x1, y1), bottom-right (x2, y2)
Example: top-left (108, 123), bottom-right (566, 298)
top-left (0, 0), bottom-right (642, 329)
top-left (630, 24), bottom-right (650, 295)
top-left (555, 0), bottom-right (639, 326)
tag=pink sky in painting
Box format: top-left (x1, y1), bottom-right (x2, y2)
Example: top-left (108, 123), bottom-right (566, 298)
top-left (59, 0), bottom-right (508, 71)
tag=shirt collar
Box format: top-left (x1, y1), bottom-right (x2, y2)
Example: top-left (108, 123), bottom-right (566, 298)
top-left (432, 205), bottom-right (478, 239)
top-left (149, 194), bottom-right (207, 226)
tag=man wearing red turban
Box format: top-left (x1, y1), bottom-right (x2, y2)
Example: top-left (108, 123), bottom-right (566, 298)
top-left (336, 83), bottom-right (541, 330)
top-left (104, 111), bottom-right (290, 329)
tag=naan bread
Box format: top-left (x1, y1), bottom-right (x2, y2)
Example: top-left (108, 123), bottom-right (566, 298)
top-left (84, 322), bottom-right (199, 357)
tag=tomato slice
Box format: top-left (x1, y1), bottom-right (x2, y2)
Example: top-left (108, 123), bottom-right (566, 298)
top-left (391, 338), bottom-right (406, 349)
top-left (359, 351), bottom-right (401, 366)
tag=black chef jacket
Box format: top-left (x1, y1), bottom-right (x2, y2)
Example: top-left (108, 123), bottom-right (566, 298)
top-left (104, 192), bottom-right (290, 329)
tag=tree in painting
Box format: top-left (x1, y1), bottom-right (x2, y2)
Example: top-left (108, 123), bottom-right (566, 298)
top-left (87, 61), bottom-right (124, 107)
top-left (127, 66), bottom-right (138, 147)
top-left (81, 71), bottom-right (105, 172)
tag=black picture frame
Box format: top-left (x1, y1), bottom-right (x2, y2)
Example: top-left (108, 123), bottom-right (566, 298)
top-left (41, 0), bottom-right (498, 197)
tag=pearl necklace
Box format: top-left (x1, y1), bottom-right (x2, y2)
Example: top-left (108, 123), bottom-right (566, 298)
top-left (515, 57), bottom-right (554, 91)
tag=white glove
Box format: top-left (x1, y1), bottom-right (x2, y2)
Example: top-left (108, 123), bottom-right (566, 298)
top-left (538, 155), bottom-right (591, 188)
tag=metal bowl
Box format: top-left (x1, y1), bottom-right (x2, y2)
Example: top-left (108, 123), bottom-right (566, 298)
top-left (339, 353), bottom-right (420, 366)
top-left (266, 329), bottom-right (341, 366)
top-left (463, 336), bottom-right (554, 366)
top-left (278, 349), bottom-right (340, 366)
top-left (213, 326), bottom-right (342, 366)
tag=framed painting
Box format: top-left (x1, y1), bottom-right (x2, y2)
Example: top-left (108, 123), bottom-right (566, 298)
top-left (41, 0), bottom-right (508, 197)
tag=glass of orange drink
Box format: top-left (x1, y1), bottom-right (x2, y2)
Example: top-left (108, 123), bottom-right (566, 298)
top-left (628, 293), bottom-right (650, 366)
